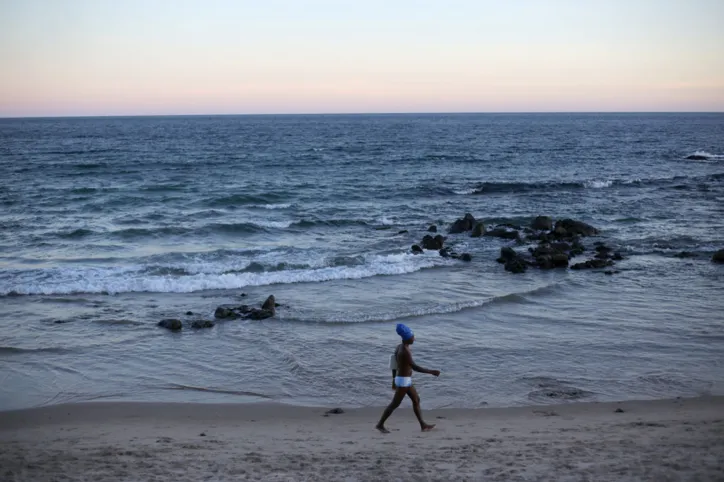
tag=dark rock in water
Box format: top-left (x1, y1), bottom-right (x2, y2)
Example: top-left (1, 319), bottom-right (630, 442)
top-left (237, 304), bottom-right (251, 314)
top-left (551, 253), bottom-right (569, 267)
top-left (325, 408), bottom-right (344, 415)
top-left (604, 270), bottom-right (621, 275)
top-left (158, 319), bottom-right (182, 331)
top-left (374, 226), bottom-right (392, 230)
top-left (471, 222), bottom-right (486, 238)
top-left (427, 225), bottom-right (437, 233)
top-left (439, 247), bottom-right (452, 258)
top-left (421, 234), bottom-right (444, 250)
top-left (571, 259), bottom-right (614, 270)
top-left (191, 320), bottom-right (215, 329)
top-left (185, 311), bottom-right (194, 316)
top-left (261, 295), bottom-right (276, 315)
top-left (553, 225), bottom-right (568, 238)
top-left (531, 216), bottom-right (553, 231)
top-left (397, 230), bottom-right (408, 235)
top-left (214, 306), bottom-right (238, 319)
top-left (615, 408), bottom-right (625, 413)
top-left (612, 252), bottom-right (624, 261)
top-left (674, 251), bottom-right (697, 259)
top-left (594, 245), bottom-right (611, 254)
top-left (713, 249), bottom-right (724, 263)
top-left (497, 247), bottom-right (518, 263)
top-left (554, 219), bottom-right (599, 237)
top-left (686, 154), bottom-right (709, 160)
top-left (536, 255), bottom-right (554, 270)
top-left (460, 253), bottom-right (472, 262)
top-left (248, 308), bottom-right (274, 320)
top-left (570, 240), bottom-right (585, 257)
top-left (411, 244), bottom-right (423, 254)
top-left (498, 222), bottom-right (523, 231)
top-left (531, 244), bottom-right (553, 258)
top-left (504, 257), bottom-right (527, 274)
top-left (240, 293), bottom-right (248, 297)
top-left (448, 213), bottom-right (476, 234)
top-left (551, 242), bottom-right (571, 253)
top-left (486, 227), bottom-right (520, 240)
top-left (594, 251), bottom-right (611, 260)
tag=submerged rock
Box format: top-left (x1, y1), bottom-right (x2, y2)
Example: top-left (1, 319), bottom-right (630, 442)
top-left (190, 320), bottom-right (215, 329)
top-left (713, 249), bottom-right (724, 263)
top-left (485, 227), bottom-right (520, 240)
top-left (686, 154), bottom-right (709, 160)
top-left (448, 213), bottom-right (476, 234)
top-left (248, 308), bottom-right (274, 320)
top-left (551, 253), bottom-right (569, 267)
top-left (411, 244), bottom-right (423, 254)
top-left (460, 253), bottom-right (472, 262)
top-left (570, 259), bottom-right (614, 270)
top-left (505, 257), bottom-right (528, 274)
top-left (531, 216), bottom-right (553, 231)
top-left (471, 222), bottom-right (486, 238)
top-left (427, 225), bottom-right (437, 233)
top-left (158, 319), bottom-right (182, 331)
top-left (674, 251), bottom-right (697, 259)
top-left (214, 306), bottom-right (239, 319)
top-left (554, 219), bottom-right (599, 237)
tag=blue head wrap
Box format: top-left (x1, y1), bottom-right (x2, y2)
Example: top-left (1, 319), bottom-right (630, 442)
top-left (396, 323), bottom-right (414, 341)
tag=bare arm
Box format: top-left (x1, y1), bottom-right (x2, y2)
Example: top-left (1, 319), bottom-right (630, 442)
top-left (405, 349), bottom-right (439, 376)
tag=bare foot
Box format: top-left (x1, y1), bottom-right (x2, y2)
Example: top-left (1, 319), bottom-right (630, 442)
top-left (376, 424), bottom-right (390, 434)
top-left (421, 424), bottom-right (436, 432)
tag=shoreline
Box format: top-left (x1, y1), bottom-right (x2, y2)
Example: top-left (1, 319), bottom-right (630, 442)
top-left (2, 396), bottom-right (723, 481)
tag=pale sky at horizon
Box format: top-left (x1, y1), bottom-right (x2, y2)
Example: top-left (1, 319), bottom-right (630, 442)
top-left (1, 0), bottom-right (723, 117)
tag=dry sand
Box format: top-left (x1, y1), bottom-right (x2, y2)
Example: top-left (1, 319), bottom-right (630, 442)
top-left (1, 396), bottom-right (723, 481)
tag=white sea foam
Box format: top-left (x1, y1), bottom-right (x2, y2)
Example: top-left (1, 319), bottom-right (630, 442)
top-left (453, 188), bottom-right (477, 195)
top-left (0, 251), bottom-right (448, 295)
top-left (248, 219), bottom-right (294, 229)
top-left (691, 150), bottom-right (724, 160)
top-left (584, 180), bottom-right (614, 189)
top-left (249, 203), bottom-right (292, 210)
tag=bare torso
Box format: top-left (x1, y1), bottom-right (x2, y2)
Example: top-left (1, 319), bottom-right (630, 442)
top-left (395, 344), bottom-right (413, 377)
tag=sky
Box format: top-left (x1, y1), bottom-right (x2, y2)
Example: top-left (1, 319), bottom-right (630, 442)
top-left (1, 0), bottom-right (723, 116)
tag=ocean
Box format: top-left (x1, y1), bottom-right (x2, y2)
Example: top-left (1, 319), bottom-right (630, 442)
top-left (1, 113), bottom-right (723, 412)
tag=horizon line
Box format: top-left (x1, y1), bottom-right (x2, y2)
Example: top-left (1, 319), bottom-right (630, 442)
top-left (1, 110), bottom-right (723, 120)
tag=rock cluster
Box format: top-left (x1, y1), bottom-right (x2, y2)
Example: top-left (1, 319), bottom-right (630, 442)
top-left (410, 223), bottom-right (472, 261)
top-left (416, 212), bottom-right (627, 274)
top-left (214, 295), bottom-right (278, 321)
top-left (158, 295), bottom-right (278, 331)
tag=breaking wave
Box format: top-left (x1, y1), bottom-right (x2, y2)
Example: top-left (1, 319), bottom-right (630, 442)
top-left (0, 252), bottom-right (450, 296)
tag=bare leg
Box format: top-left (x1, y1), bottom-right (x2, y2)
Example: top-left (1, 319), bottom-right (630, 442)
top-left (408, 386), bottom-right (435, 432)
top-left (376, 387), bottom-right (407, 434)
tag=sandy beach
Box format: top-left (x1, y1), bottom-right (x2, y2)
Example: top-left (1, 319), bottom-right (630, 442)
top-left (1, 396), bottom-right (722, 481)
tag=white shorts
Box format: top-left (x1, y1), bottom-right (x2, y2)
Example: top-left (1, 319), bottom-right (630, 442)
top-left (394, 376), bottom-right (412, 388)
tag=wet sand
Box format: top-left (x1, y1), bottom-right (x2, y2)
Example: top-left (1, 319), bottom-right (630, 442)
top-left (1, 396), bottom-right (723, 481)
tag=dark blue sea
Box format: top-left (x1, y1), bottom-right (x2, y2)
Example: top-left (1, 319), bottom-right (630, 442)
top-left (1, 113), bottom-right (723, 411)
